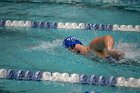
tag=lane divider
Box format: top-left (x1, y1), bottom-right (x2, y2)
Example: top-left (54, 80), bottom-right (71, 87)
top-left (0, 69), bottom-right (140, 88)
top-left (0, 20), bottom-right (139, 32)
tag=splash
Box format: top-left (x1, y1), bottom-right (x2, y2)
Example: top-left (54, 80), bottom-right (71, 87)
top-left (116, 43), bottom-right (139, 58)
top-left (115, 43), bottom-right (140, 64)
top-left (29, 39), bottom-right (63, 51)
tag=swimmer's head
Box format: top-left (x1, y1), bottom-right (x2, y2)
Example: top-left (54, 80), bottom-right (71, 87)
top-left (63, 36), bottom-right (83, 49)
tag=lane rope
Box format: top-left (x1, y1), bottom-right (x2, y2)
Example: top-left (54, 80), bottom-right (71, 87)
top-left (0, 69), bottom-right (139, 88)
top-left (0, 20), bottom-right (139, 32)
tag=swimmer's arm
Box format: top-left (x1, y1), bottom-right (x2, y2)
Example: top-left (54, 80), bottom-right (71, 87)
top-left (89, 35), bottom-right (124, 59)
top-left (89, 35), bottom-right (114, 51)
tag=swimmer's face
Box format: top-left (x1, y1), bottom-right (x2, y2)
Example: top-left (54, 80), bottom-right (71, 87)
top-left (68, 44), bottom-right (81, 54)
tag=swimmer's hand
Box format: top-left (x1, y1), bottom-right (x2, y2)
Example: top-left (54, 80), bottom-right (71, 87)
top-left (107, 49), bottom-right (125, 60)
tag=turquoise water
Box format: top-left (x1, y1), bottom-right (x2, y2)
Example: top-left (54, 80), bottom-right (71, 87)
top-left (0, 1), bottom-right (140, 93)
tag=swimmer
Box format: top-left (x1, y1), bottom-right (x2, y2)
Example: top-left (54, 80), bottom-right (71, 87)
top-left (63, 35), bottom-right (124, 62)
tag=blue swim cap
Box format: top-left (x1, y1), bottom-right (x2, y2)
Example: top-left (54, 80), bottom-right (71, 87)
top-left (63, 36), bottom-right (83, 48)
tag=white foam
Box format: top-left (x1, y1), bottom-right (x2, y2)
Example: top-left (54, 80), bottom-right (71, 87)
top-left (115, 43), bottom-right (140, 64)
top-left (29, 39), bottom-right (63, 51)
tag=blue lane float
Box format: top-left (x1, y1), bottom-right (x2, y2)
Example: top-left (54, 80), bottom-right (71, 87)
top-left (16, 70), bottom-right (25, 80)
top-left (0, 69), bottom-right (140, 88)
top-left (79, 74), bottom-right (116, 86)
top-left (0, 20), bottom-right (140, 32)
top-left (33, 71), bottom-right (43, 81)
top-left (89, 75), bottom-right (97, 85)
top-left (31, 21), bottom-right (57, 29)
top-left (0, 20), bottom-right (5, 27)
top-left (7, 69), bottom-right (17, 79)
top-left (0, 69), bottom-right (43, 81)
top-left (24, 71), bottom-right (34, 80)
top-left (85, 91), bottom-right (100, 93)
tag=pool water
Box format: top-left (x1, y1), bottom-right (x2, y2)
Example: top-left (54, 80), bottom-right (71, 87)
top-left (0, 1), bottom-right (140, 93)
